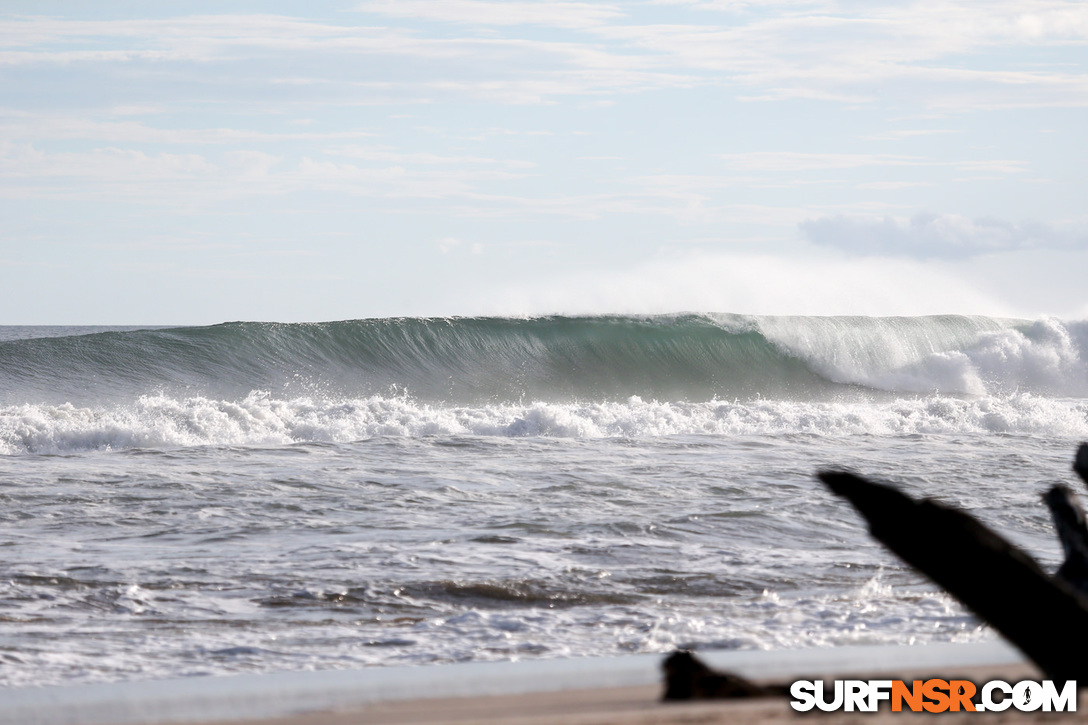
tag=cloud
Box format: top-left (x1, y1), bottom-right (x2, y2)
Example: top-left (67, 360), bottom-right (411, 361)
top-left (717, 152), bottom-right (1025, 174)
top-left (0, 143), bottom-right (218, 182)
top-left (863, 129), bottom-right (962, 141)
top-left (592, 1), bottom-right (1088, 110)
top-left (355, 1), bottom-right (626, 28)
top-left (0, 114), bottom-right (376, 145)
top-left (799, 213), bottom-right (1088, 259)
top-left (4, 3), bottom-right (1087, 111)
top-left (0, 140), bottom-right (536, 202)
top-left (0, 139), bottom-right (809, 223)
top-left (330, 145), bottom-right (535, 168)
top-left (0, 14), bottom-right (693, 108)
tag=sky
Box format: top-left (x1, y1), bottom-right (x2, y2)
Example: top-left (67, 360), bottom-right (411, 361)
top-left (1, 0), bottom-right (1086, 324)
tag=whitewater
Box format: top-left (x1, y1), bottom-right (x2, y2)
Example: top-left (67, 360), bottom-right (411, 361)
top-left (1, 314), bottom-right (1087, 688)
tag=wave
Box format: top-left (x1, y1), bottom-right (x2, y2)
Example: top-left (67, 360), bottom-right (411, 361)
top-left (4, 392), bottom-right (1087, 454)
top-left (1, 315), bottom-right (1086, 407)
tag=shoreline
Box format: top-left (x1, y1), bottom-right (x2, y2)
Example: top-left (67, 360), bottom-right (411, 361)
top-left (0, 640), bottom-right (1032, 725)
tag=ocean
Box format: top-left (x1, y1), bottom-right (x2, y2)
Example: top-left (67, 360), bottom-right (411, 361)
top-left (1, 314), bottom-right (1086, 689)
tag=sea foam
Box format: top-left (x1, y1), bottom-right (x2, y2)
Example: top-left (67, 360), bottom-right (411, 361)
top-left (3, 392), bottom-right (1086, 454)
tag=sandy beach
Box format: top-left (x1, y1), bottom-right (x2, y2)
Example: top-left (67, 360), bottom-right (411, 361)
top-left (8, 641), bottom-right (1082, 725)
top-left (183, 663), bottom-right (1065, 725)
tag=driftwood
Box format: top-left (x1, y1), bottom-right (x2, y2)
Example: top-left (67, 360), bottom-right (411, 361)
top-left (662, 650), bottom-right (787, 700)
top-left (1042, 443), bottom-right (1088, 596)
top-left (1042, 484), bottom-right (1088, 595)
top-left (1076, 443), bottom-right (1088, 487)
top-left (819, 466), bottom-right (1088, 683)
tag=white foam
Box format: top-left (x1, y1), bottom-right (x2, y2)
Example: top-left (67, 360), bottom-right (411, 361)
top-left (760, 317), bottom-right (1088, 397)
top-left (2, 392), bottom-right (1086, 454)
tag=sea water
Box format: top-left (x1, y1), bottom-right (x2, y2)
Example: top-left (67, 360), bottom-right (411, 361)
top-left (0, 314), bottom-right (1086, 688)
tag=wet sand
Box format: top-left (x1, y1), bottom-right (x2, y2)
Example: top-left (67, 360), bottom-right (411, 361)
top-left (183, 662), bottom-right (1075, 725)
top-left (10, 643), bottom-right (1082, 725)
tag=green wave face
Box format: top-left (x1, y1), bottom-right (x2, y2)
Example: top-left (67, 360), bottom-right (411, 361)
top-left (0, 314), bottom-right (1082, 405)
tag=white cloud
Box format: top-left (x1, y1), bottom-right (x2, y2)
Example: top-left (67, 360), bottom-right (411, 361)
top-left (4, 137), bottom-right (832, 222)
top-left (715, 152), bottom-right (1027, 181)
top-left (224, 150), bottom-right (282, 177)
top-left (355, 1), bottom-right (625, 28)
top-left (3, 3), bottom-right (1087, 111)
top-left (291, 156), bottom-right (525, 197)
top-left (330, 145), bottom-right (535, 168)
top-left (0, 115), bottom-right (376, 145)
top-left (863, 129), bottom-right (962, 141)
top-left (591, 2), bottom-right (1088, 110)
top-left (0, 143), bottom-right (217, 181)
top-left (719, 152), bottom-right (921, 172)
top-left (799, 213), bottom-right (1088, 259)
top-left (0, 140), bottom-right (534, 202)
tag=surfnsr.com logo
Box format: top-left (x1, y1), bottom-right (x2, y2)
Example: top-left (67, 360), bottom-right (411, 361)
top-left (789, 679), bottom-right (1076, 713)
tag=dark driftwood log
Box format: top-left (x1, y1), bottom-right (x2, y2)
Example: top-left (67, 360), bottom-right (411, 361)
top-left (1076, 443), bottom-right (1088, 487)
top-left (819, 470), bottom-right (1088, 683)
top-left (661, 651), bottom-right (787, 700)
top-left (1043, 484), bottom-right (1088, 596)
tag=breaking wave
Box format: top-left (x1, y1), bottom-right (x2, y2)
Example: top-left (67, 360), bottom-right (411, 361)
top-left (1, 314), bottom-right (1086, 453)
top-left (1, 314), bottom-right (1086, 404)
